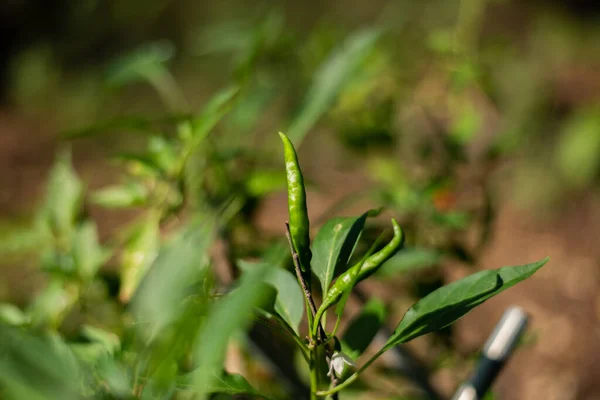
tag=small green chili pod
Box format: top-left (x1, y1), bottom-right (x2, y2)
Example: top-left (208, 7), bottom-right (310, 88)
top-left (279, 132), bottom-right (312, 277)
top-left (316, 219), bottom-right (404, 319)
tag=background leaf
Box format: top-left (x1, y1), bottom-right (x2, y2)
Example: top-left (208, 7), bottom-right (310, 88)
top-left (191, 261), bottom-right (272, 395)
top-left (91, 182), bottom-right (149, 209)
top-left (311, 212), bottom-right (368, 295)
top-left (376, 247), bottom-right (442, 277)
top-left (342, 298), bottom-right (386, 359)
top-left (132, 219), bottom-right (214, 338)
top-left (287, 28), bottom-right (381, 144)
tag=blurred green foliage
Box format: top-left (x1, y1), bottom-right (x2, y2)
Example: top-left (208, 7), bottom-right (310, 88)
top-left (0, 0), bottom-right (597, 398)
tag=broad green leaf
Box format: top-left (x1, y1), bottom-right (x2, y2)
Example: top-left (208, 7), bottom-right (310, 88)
top-left (238, 260), bottom-right (304, 334)
top-left (381, 258), bottom-right (548, 350)
top-left (132, 219), bottom-right (214, 337)
top-left (71, 220), bottom-right (109, 280)
top-left (191, 261), bottom-right (272, 394)
top-left (0, 327), bottom-right (82, 400)
top-left (91, 182), bottom-right (149, 208)
top-left (44, 150), bottom-right (83, 239)
top-left (376, 247), bottom-right (442, 277)
top-left (119, 214), bottom-right (161, 303)
top-left (287, 28), bottom-right (381, 144)
top-left (342, 298), bottom-right (386, 359)
top-left (311, 212), bottom-right (368, 295)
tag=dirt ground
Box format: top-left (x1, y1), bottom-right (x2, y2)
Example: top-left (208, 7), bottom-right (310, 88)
top-left (1, 110), bottom-right (599, 400)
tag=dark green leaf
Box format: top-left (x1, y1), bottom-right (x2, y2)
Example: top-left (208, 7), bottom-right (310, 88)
top-left (287, 28), bottom-right (381, 144)
top-left (342, 298), bottom-right (386, 359)
top-left (238, 260), bottom-right (304, 334)
top-left (311, 212), bottom-right (368, 295)
top-left (191, 261), bottom-right (272, 393)
top-left (382, 258), bottom-right (549, 349)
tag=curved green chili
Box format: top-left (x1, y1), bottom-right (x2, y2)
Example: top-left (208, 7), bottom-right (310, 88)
top-left (314, 219), bottom-right (404, 330)
top-left (279, 132), bottom-right (312, 279)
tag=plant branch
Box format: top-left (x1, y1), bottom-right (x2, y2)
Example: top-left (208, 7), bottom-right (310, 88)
top-left (285, 222), bottom-right (326, 341)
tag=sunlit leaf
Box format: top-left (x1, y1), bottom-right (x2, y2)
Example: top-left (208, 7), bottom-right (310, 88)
top-left (91, 182), bottom-right (149, 209)
top-left (311, 212), bottom-right (368, 295)
top-left (0, 304), bottom-right (29, 326)
top-left (238, 260), bottom-right (304, 334)
top-left (381, 258), bottom-right (548, 349)
top-left (119, 214), bottom-right (161, 303)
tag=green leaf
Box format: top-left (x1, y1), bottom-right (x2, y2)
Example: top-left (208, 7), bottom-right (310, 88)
top-left (244, 170), bottom-right (287, 197)
top-left (311, 212), bottom-right (368, 296)
top-left (81, 325), bottom-right (120, 355)
top-left (342, 298), bottom-right (386, 359)
top-left (381, 258), bottom-right (549, 350)
top-left (556, 109), bottom-right (600, 188)
top-left (44, 150), bottom-right (83, 238)
top-left (71, 220), bottom-right (109, 280)
top-left (132, 219), bottom-right (214, 337)
top-left (188, 86), bottom-right (239, 140)
top-left (0, 327), bottom-right (82, 400)
top-left (0, 303), bottom-right (29, 326)
top-left (287, 28), bottom-right (381, 144)
top-left (119, 214), bottom-right (161, 303)
top-left (183, 372), bottom-right (271, 398)
top-left (91, 182), bottom-right (149, 208)
top-left (147, 135), bottom-right (178, 174)
top-left (191, 261), bottom-right (273, 394)
top-left (105, 41), bottom-right (175, 87)
top-left (27, 280), bottom-right (79, 329)
top-left (376, 247), bottom-right (442, 277)
top-left (238, 260), bottom-right (304, 334)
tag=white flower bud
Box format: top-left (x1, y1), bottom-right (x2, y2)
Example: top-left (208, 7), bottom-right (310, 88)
top-left (327, 351), bottom-right (356, 379)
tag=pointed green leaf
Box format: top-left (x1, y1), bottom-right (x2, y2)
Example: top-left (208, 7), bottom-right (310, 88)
top-left (342, 298), bottom-right (386, 359)
top-left (44, 150), bottom-right (83, 238)
top-left (191, 261), bottom-right (272, 394)
top-left (311, 212), bottom-right (368, 295)
top-left (381, 258), bottom-right (549, 350)
top-left (105, 41), bottom-right (175, 87)
top-left (238, 260), bottom-right (304, 334)
top-left (287, 28), bottom-right (381, 144)
top-left (188, 86), bottom-right (239, 140)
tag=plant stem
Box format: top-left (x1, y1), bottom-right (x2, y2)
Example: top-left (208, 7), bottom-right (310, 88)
top-left (310, 350), bottom-right (319, 400)
top-left (284, 222), bottom-right (326, 341)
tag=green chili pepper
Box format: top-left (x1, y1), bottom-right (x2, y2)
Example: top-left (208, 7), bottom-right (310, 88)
top-left (315, 219), bottom-right (404, 325)
top-left (279, 132), bottom-right (312, 280)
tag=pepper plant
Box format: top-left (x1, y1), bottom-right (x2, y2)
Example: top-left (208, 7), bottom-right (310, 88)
top-left (273, 132), bottom-right (548, 399)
